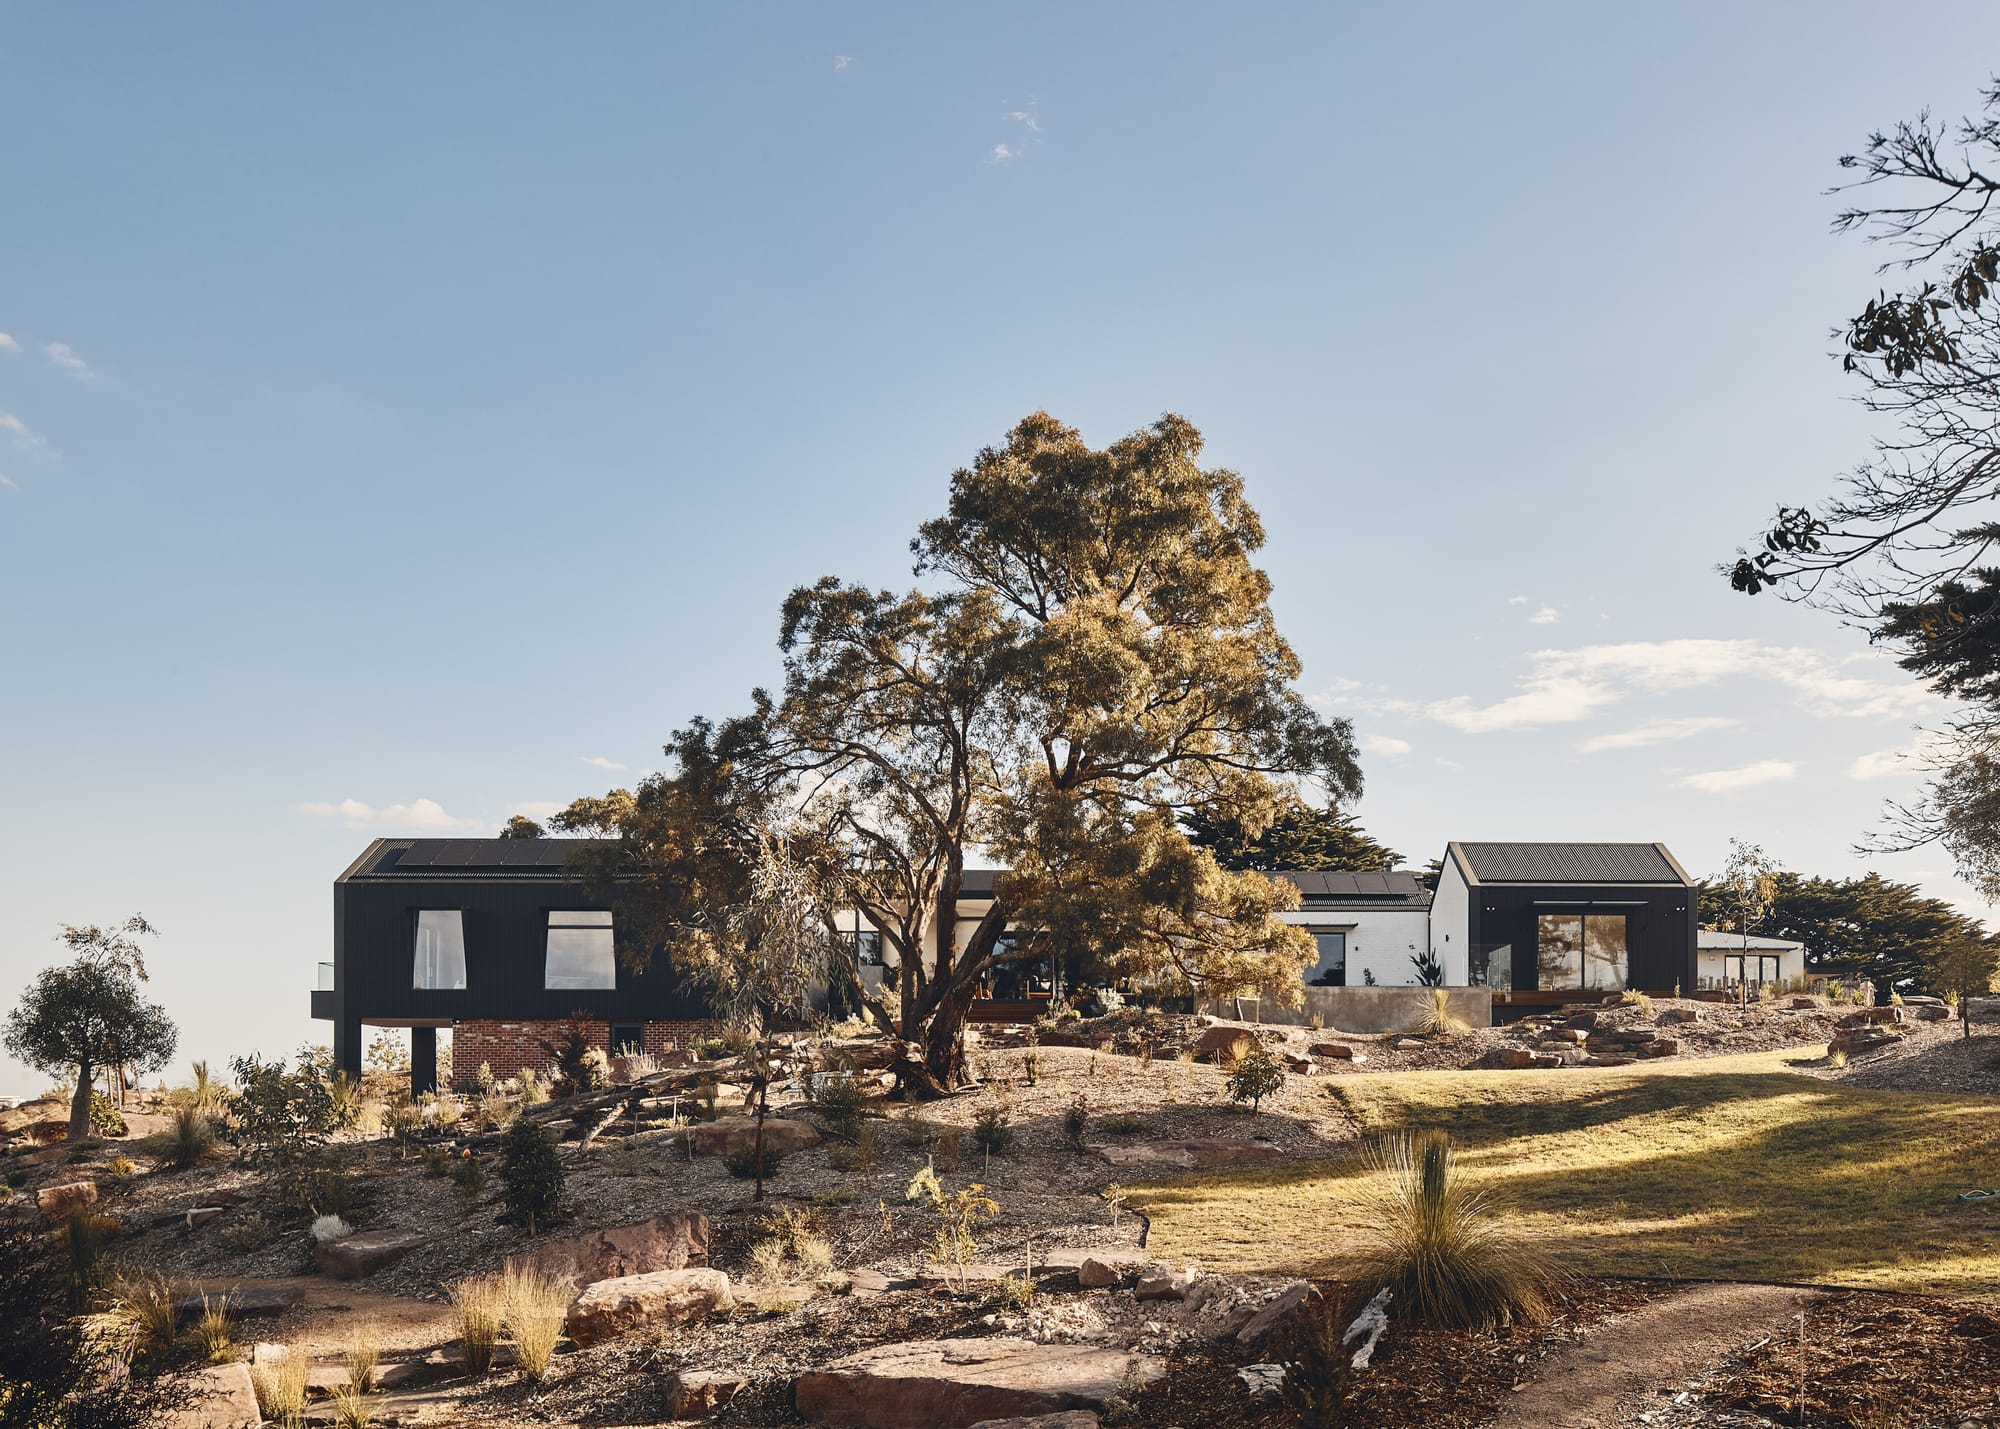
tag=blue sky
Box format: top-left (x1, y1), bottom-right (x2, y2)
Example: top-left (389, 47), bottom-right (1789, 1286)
top-left (4, 4), bottom-right (1996, 1091)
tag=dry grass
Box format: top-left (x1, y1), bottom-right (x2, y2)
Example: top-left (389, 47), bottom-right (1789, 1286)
top-left (1407, 987), bottom-right (1469, 1037)
top-left (108, 1269), bottom-right (181, 1360)
top-left (500, 1264), bottom-right (571, 1381)
top-left (250, 1347), bottom-right (309, 1428)
top-left (194, 1294), bottom-right (235, 1363)
top-left (344, 1332), bottom-right (378, 1394)
top-left (450, 1275), bottom-right (504, 1375)
top-left (1128, 1050), bottom-right (2000, 1298)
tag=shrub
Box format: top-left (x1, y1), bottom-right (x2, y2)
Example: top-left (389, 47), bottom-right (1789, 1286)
top-left (1226, 1042), bottom-right (1286, 1114)
top-left (805, 1072), bottom-right (868, 1140)
top-left (972, 1101), bottom-right (1014, 1156)
top-left (326, 1071), bottom-right (363, 1130)
top-left (479, 1089), bottom-right (517, 1131)
top-left (1407, 988), bottom-right (1469, 1038)
top-left (161, 1103), bottom-right (220, 1169)
top-left (500, 1264), bottom-right (571, 1380)
top-left (450, 1151), bottom-right (488, 1208)
top-left (57, 1208), bottom-right (119, 1301)
top-left (1828, 1044), bottom-right (1849, 1069)
top-left (220, 1210), bottom-right (275, 1252)
top-left (475, 1061), bottom-right (496, 1093)
top-left (905, 1164), bottom-right (998, 1291)
top-left (1351, 1129), bottom-right (1555, 1329)
top-left (90, 1092), bottom-right (127, 1138)
top-left (194, 1294), bottom-right (236, 1362)
top-left (109, 1268), bottom-right (182, 1365)
top-left (517, 1068), bottom-right (549, 1106)
top-left (1063, 1096), bottom-right (1090, 1151)
top-left (225, 1052), bottom-right (339, 1168)
top-left (420, 1144), bottom-right (452, 1178)
top-left (1620, 990), bottom-right (1657, 1018)
top-left (827, 1121), bottom-right (879, 1172)
top-left (290, 1155), bottom-right (361, 1219)
top-left (450, 1276), bottom-right (504, 1375)
top-left (345, 1332), bottom-right (378, 1394)
top-left (538, 1014), bottom-right (609, 1097)
top-left (1277, 1288), bottom-right (1356, 1428)
top-left (311, 1214), bottom-right (353, 1242)
top-left (499, 1119), bottom-right (565, 1233)
top-left (108, 1156), bottom-right (137, 1180)
top-left (748, 1237), bottom-right (790, 1286)
top-left (723, 1142), bottom-right (784, 1180)
top-left (251, 1346), bottom-right (309, 1427)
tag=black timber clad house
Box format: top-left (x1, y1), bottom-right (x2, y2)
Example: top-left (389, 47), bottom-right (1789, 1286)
top-left (1430, 842), bottom-right (1698, 998)
top-left (313, 838), bottom-right (709, 1094)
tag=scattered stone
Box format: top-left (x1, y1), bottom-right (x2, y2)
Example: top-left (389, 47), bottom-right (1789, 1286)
top-left (1543, 1027), bottom-right (1587, 1043)
top-left (1091, 1138), bottom-right (1282, 1171)
top-left (667, 1368), bottom-right (747, 1417)
top-left (1281, 1055), bottom-right (1317, 1075)
top-left (313, 1228), bottom-right (428, 1280)
top-left (1234, 1281), bottom-right (1313, 1350)
top-left (1525, 1052), bottom-right (1565, 1069)
top-left (1482, 1048), bottom-right (1536, 1069)
top-left (1902, 997), bottom-right (1952, 1022)
top-left (185, 1207), bottom-right (225, 1230)
top-left (1238, 1363), bottom-right (1286, 1401)
top-left (674, 1116), bottom-right (822, 1158)
top-left (507, 1211), bottom-right (708, 1287)
top-left (565, 1267), bottom-right (734, 1348)
top-left (1789, 996), bottom-right (1822, 1010)
top-left (1134, 1266), bottom-right (1198, 1301)
top-left (848, 1267), bottom-right (904, 1296)
top-left (1390, 1037), bottom-right (1427, 1051)
top-left (1191, 1026), bottom-right (1255, 1064)
top-left (1076, 1259), bottom-right (1123, 1289)
top-left (793, 1337), bottom-right (1164, 1429)
top-left (36, 1180), bottom-right (97, 1222)
top-left (1637, 1039), bottom-right (1681, 1059)
top-left (1309, 1041), bottom-right (1358, 1059)
top-left (1660, 1008), bottom-right (1701, 1024)
top-left (1565, 1009), bottom-right (1602, 1030)
top-left (164, 1360), bottom-right (260, 1429)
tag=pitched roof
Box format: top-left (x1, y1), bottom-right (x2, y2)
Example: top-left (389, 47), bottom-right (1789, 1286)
top-left (1275, 869), bottom-right (1433, 907)
top-left (1449, 842), bottom-right (1691, 886)
top-left (338, 838), bottom-right (611, 880)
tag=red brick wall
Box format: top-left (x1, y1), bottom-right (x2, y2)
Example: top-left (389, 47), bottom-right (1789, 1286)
top-left (450, 1017), bottom-right (714, 1089)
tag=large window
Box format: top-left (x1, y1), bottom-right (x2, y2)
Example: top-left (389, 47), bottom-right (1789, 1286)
top-left (413, 910), bottom-right (467, 990)
top-left (545, 910), bottom-right (616, 990)
top-left (1725, 953), bottom-right (1782, 987)
top-left (1308, 930), bottom-right (1347, 987)
top-left (1535, 913), bottom-right (1627, 990)
top-left (854, 929), bottom-right (884, 966)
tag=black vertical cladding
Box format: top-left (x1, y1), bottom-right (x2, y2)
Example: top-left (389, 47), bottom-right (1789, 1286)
top-left (1471, 884), bottom-right (1697, 993)
top-left (324, 840), bottom-right (709, 1074)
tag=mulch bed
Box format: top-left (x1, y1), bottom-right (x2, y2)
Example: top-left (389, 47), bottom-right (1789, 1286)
top-left (1702, 1290), bottom-right (2000, 1428)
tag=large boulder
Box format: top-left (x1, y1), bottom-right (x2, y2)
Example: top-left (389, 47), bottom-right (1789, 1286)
top-left (1901, 996), bottom-right (1951, 1022)
top-left (1831, 1026), bottom-right (1903, 1056)
top-left (1090, 1138), bottom-right (1281, 1171)
top-left (508, 1212), bottom-right (709, 1287)
top-left (37, 1181), bottom-right (97, 1222)
top-left (1309, 1042), bottom-right (1360, 1060)
top-left (1133, 1266), bottom-right (1198, 1301)
top-left (1235, 1282), bottom-right (1313, 1350)
top-left (1192, 1026), bottom-right (1256, 1064)
top-left (675, 1116), bottom-right (822, 1158)
top-left (1482, 1048), bottom-right (1536, 1069)
top-left (313, 1229), bottom-right (428, 1280)
top-left (164, 1361), bottom-right (261, 1429)
top-left (794, 1338), bottom-right (1164, 1429)
top-left (1838, 1006), bottom-right (1906, 1029)
top-left (564, 1267), bottom-right (734, 1348)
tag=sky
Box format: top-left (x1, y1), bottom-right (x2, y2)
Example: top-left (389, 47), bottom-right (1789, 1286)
top-left (4, 4), bottom-right (1999, 1092)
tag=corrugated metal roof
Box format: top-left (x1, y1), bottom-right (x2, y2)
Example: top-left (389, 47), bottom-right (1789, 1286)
top-left (1453, 842), bottom-right (1689, 885)
top-left (1697, 930), bottom-right (1804, 952)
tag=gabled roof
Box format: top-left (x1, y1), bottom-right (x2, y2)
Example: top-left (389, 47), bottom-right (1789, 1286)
top-left (338, 838), bottom-right (612, 881)
top-left (1448, 842), bottom-right (1691, 887)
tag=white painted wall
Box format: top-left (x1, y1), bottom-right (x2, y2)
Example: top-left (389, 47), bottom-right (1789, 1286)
top-left (1428, 857), bottom-right (1471, 984)
top-left (1696, 943), bottom-right (1806, 987)
top-left (1277, 907), bottom-right (1434, 986)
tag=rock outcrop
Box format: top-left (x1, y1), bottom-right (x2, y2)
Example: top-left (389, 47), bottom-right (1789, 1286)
top-left (507, 1212), bottom-right (709, 1287)
top-left (564, 1267), bottom-right (734, 1347)
top-left (794, 1338), bottom-right (1164, 1429)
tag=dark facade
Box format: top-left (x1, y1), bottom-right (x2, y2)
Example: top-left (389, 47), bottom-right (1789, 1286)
top-left (314, 838), bottom-right (710, 1093)
top-left (1445, 842), bottom-right (1697, 996)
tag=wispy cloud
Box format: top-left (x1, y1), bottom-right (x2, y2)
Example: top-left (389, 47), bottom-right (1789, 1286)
top-left (1680, 760), bottom-right (1799, 794)
top-left (834, 54), bottom-right (853, 71)
top-left (0, 333), bottom-right (17, 353)
top-left (1847, 735), bottom-right (1946, 781)
top-left (0, 473), bottom-right (16, 490)
top-left (299, 797), bottom-right (485, 831)
top-left (45, 342), bottom-right (92, 380)
top-left (1577, 716), bottom-right (1739, 754)
top-left (0, 413), bottom-right (49, 456)
top-left (1528, 605), bottom-right (1560, 625)
top-left (1360, 733), bottom-right (1412, 757)
top-left (1008, 108), bottom-right (1040, 133)
top-left (1414, 639), bottom-right (1935, 734)
top-left (581, 755), bottom-right (626, 771)
top-left (1507, 595), bottom-right (1529, 606)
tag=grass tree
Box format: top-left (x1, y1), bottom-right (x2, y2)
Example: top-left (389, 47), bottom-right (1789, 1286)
top-left (5, 916), bottom-right (176, 1141)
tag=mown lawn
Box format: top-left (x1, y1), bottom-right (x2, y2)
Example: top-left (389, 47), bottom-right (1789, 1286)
top-left (1125, 1049), bottom-right (2000, 1298)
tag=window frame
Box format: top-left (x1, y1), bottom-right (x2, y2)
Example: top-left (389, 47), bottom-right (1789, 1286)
top-left (543, 908), bottom-right (617, 991)
top-left (1305, 926), bottom-right (1350, 987)
top-left (411, 909), bottom-right (468, 991)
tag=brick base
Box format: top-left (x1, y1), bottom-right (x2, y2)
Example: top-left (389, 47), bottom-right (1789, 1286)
top-left (451, 1017), bottom-right (715, 1090)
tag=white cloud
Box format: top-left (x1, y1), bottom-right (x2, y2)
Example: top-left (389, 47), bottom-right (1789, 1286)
top-left (0, 333), bottom-right (17, 352)
top-left (0, 473), bottom-right (15, 490)
top-left (299, 797), bottom-right (485, 831)
top-left (1360, 733), bottom-right (1412, 757)
top-left (1577, 716), bottom-right (1739, 754)
top-left (45, 342), bottom-right (91, 379)
top-left (1419, 638), bottom-right (1937, 734)
top-left (1528, 605), bottom-right (1560, 625)
top-left (1433, 756), bottom-right (1463, 771)
top-left (0, 413), bottom-right (48, 456)
top-left (992, 144), bottom-right (1015, 162)
top-left (1008, 108), bottom-right (1041, 132)
top-left (1507, 595), bottom-right (1529, 606)
top-left (1847, 735), bottom-right (1946, 781)
top-left (581, 755), bottom-right (626, 771)
top-left (834, 54), bottom-right (853, 71)
top-left (1679, 760), bottom-right (1799, 794)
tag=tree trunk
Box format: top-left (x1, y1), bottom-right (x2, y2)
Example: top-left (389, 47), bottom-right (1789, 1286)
top-left (68, 1060), bottom-right (94, 1142)
top-left (751, 1022), bottom-right (773, 1202)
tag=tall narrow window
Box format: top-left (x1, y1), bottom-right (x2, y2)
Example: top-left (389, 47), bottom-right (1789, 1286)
top-left (1309, 931), bottom-right (1347, 986)
top-left (413, 910), bottom-right (467, 990)
top-left (545, 910), bottom-right (615, 990)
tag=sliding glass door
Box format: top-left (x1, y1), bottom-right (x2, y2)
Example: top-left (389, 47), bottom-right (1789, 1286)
top-left (1535, 913), bottom-right (1628, 991)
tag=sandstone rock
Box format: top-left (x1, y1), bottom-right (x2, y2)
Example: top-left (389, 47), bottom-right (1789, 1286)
top-left (1482, 1047), bottom-right (1535, 1069)
top-left (565, 1267), bottom-right (733, 1348)
top-left (1565, 1009), bottom-right (1601, 1030)
top-left (1610, 1025), bottom-right (1660, 1044)
top-left (313, 1229), bottom-right (428, 1280)
top-left (372, 1360), bottom-right (425, 1391)
top-left (1309, 1041), bottom-right (1358, 1059)
top-left (175, 1286), bottom-right (301, 1323)
top-left (1789, 996), bottom-right (1822, 1010)
top-left (667, 1368), bottom-right (747, 1417)
top-left (1831, 1027), bottom-right (1902, 1056)
top-left (164, 1360), bottom-right (260, 1429)
top-left (1238, 1363), bottom-right (1286, 1400)
top-left (1637, 1039), bottom-right (1681, 1058)
top-left (1234, 1281), bottom-right (1313, 1350)
top-left (1090, 1138), bottom-right (1281, 1171)
top-left (1544, 1027), bottom-right (1587, 1043)
top-left (793, 1337), bottom-right (1164, 1429)
top-left (675, 1116), bottom-right (822, 1158)
top-left (507, 1212), bottom-right (708, 1287)
top-left (1281, 1055), bottom-right (1317, 1075)
top-left (848, 1267), bottom-right (903, 1296)
top-left (1192, 1026), bottom-right (1255, 1064)
top-left (1134, 1266), bottom-right (1198, 1301)
top-left (1839, 1006), bottom-right (1906, 1029)
top-left (185, 1207), bottom-right (225, 1230)
top-left (1660, 1007), bottom-right (1701, 1024)
top-left (1035, 1247), bottom-right (1153, 1278)
top-left (966, 1415), bottom-right (1099, 1429)
top-left (1585, 1054), bottom-right (1636, 1068)
top-left (1391, 1037), bottom-right (1427, 1051)
top-left (37, 1180), bottom-right (97, 1221)
top-left (1075, 1258), bottom-right (1121, 1289)
top-left (1526, 1052), bottom-right (1564, 1069)
top-left (1901, 997), bottom-right (1951, 1021)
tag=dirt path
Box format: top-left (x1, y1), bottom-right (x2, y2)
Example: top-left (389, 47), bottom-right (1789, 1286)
top-left (1493, 1282), bottom-right (1817, 1429)
top-left (185, 1275), bottom-right (456, 1358)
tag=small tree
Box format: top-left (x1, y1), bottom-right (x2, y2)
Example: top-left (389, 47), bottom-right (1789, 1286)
top-left (1930, 936), bottom-right (2000, 1040)
top-left (499, 1119), bottom-right (565, 1233)
top-left (1715, 839), bottom-right (1782, 1004)
top-left (1226, 1040), bottom-right (1286, 1114)
top-left (6, 917), bottom-right (176, 1141)
top-left (224, 1053), bottom-right (339, 1170)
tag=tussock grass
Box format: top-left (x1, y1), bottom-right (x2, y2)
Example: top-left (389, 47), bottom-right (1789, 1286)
top-left (500, 1265), bottom-right (571, 1381)
top-left (1128, 1050), bottom-right (2000, 1298)
top-left (344, 1332), bottom-right (378, 1395)
top-left (450, 1276), bottom-right (504, 1375)
top-left (250, 1347), bottom-right (309, 1428)
top-left (194, 1294), bottom-right (236, 1363)
top-left (1407, 987), bottom-right (1469, 1037)
top-left (1350, 1130), bottom-right (1555, 1328)
top-left (108, 1269), bottom-right (180, 1359)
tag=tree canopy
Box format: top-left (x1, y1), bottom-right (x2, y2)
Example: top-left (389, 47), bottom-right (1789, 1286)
top-left (561, 412), bottom-right (1361, 1093)
top-left (1697, 869), bottom-right (1986, 996)
top-left (1184, 801), bottom-right (1402, 872)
